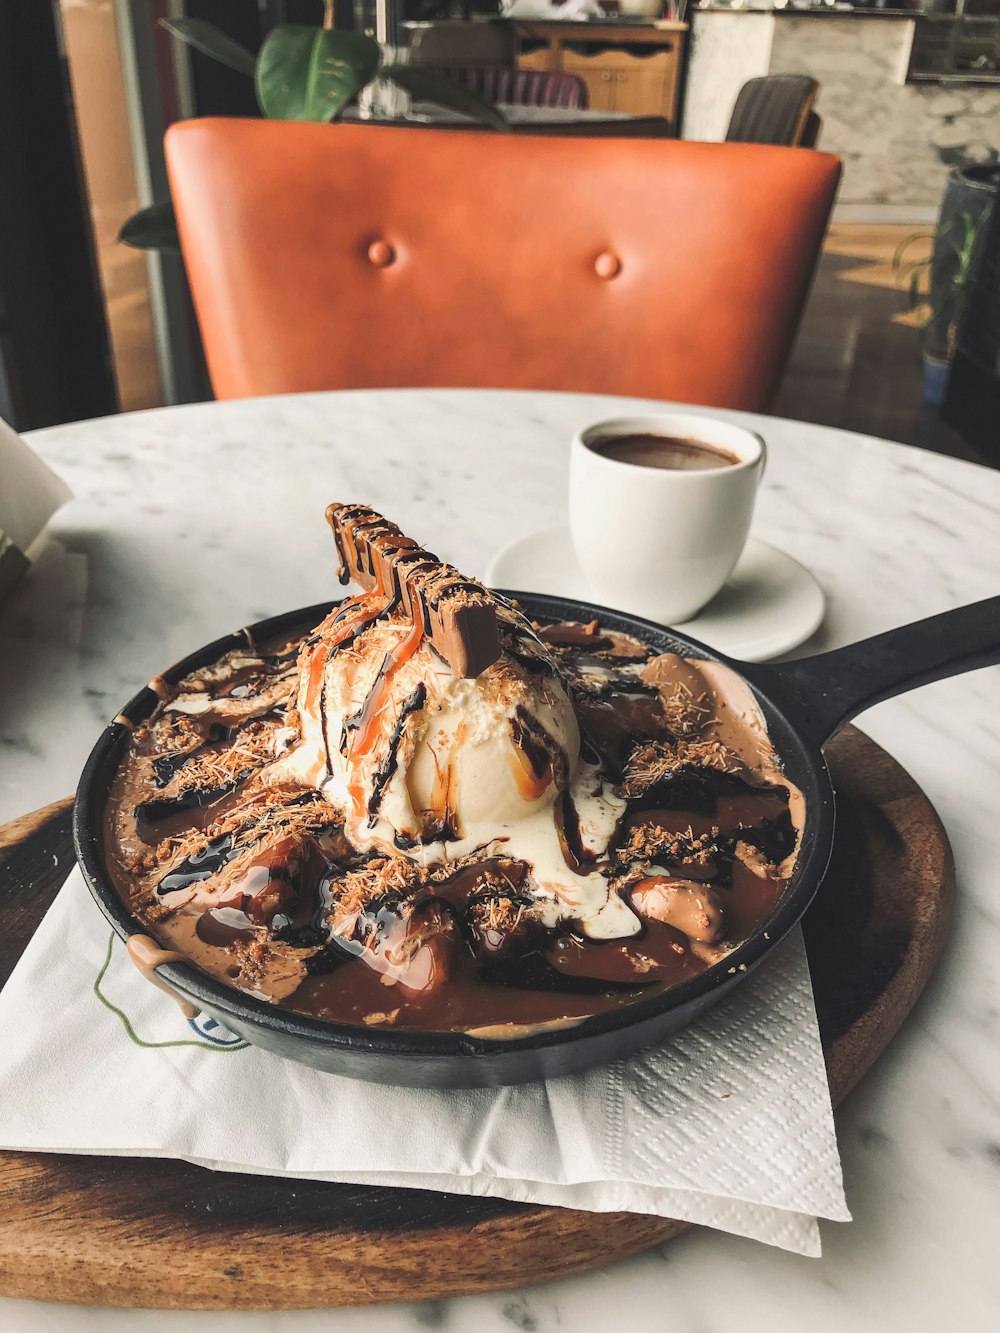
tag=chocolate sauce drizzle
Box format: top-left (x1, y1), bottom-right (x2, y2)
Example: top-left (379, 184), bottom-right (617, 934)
top-left (367, 682), bottom-right (428, 820)
top-left (137, 777), bottom-right (248, 838)
top-left (152, 751), bottom-right (196, 789)
top-left (314, 594), bottom-right (402, 783)
top-left (554, 790), bottom-right (592, 874)
top-left (157, 832), bottom-right (236, 894)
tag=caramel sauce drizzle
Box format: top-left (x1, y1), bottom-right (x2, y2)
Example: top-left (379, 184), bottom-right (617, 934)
top-left (509, 746), bottom-right (554, 803)
top-left (426, 724), bottom-right (464, 834)
top-left (304, 594), bottom-right (384, 720)
top-left (302, 573), bottom-right (394, 787)
top-left (346, 617), bottom-right (425, 816)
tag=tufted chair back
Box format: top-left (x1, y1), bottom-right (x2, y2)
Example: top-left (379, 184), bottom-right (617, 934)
top-left (726, 75), bottom-right (820, 149)
top-left (428, 66), bottom-right (588, 110)
top-left (165, 118), bottom-right (840, 410)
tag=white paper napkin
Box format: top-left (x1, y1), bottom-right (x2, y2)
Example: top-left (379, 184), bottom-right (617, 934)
top-left (0, 415), bottom-right (72, 553)
top-left (0, 868), bottom-right (849, 1256)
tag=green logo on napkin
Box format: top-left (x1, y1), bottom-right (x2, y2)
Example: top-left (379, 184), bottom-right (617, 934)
top-left (94, 933), bottom-right (249, 1052)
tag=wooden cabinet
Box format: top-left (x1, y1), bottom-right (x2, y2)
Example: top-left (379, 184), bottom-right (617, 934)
top-left (514, 22), bottom-right (687, 124)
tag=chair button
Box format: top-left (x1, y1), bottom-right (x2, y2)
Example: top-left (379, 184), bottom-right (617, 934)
top-left (367, 239), bottom-right (395, 268)
top-left (594, 250), bottom-right (622, 280)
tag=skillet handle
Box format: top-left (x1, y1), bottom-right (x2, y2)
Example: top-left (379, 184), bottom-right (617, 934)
top-left (740, 595), bottom-right (1000, 748)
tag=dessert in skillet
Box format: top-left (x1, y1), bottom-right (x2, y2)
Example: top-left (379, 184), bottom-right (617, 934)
top-left (105, 505), bottom-right (803, 1034)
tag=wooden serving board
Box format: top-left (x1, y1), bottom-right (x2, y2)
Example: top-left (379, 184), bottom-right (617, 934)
top-left (0, 728), bottom-right (954, 1311)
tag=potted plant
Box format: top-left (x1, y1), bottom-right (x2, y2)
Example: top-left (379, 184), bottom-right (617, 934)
top-left (894, 163), bottom-right (998, 407)
top-left (120, 9), bottom-right (507, 254)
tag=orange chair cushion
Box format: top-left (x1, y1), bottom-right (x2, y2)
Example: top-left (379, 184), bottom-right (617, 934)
top-left (165, 118), bottom-right (840, 410)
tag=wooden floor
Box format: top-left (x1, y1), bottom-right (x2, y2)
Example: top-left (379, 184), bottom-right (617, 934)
top-left (781, 223), bottom-right (994, 469)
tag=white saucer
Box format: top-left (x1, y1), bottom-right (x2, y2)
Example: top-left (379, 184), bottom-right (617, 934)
top-left (484, 527), bottom-right (825, 662)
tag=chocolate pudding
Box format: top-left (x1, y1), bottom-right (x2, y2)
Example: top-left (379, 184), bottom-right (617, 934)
top-left (104, 505), bottom-right (803, 1035)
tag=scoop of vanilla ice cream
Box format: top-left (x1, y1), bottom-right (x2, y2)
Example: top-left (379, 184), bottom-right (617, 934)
top-left (271, 607), bottom-right (639, 938)
top-left (322, 618), bottom-right (581, 845)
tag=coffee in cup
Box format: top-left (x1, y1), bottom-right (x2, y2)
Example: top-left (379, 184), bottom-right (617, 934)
top-left (589, 433), bottom-right (741, 472)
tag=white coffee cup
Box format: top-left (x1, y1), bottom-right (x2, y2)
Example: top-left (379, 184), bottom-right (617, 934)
top-left (568, 413), bottom-right (766, 624)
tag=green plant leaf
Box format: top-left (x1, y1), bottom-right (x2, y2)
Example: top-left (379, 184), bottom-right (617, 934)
top-left (892, 231), bottom-right (931, 273)
top-left (159, 18), bottom-right (256, 77)
top-left (118, 202), bottom-right (180, 255)
top-left (382, 65), bottom-right (510, 132)
top-left (257, 26), bottom-right (380, 122)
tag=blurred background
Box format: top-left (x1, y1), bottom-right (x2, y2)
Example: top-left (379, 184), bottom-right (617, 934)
top-left (1, 0), bottom-right (997, 464)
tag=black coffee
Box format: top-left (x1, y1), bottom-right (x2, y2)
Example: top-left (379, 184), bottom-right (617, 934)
top-left (591, 433), bottom-right (740, 471)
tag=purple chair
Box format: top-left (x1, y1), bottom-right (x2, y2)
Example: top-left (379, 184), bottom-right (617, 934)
top-left (431, 66), bottom-right (588, 111)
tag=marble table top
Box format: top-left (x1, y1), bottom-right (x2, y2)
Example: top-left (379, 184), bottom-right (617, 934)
top-left (2, 388), bottom-right (998, 1330)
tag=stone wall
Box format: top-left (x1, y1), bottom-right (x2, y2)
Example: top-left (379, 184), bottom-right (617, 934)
top-left (684, 12), bottom-right (1000, 214)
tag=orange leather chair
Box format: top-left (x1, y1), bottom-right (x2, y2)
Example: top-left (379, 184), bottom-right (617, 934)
top-left (165, 119), bottom-right (840, 410)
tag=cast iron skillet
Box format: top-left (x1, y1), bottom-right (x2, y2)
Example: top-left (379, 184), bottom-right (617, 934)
top-left (74, 591), bottom-right (1000, 1087)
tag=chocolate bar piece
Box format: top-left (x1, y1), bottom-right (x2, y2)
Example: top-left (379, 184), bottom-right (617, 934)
top-left (326, 503), bottom-right (501, 678)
